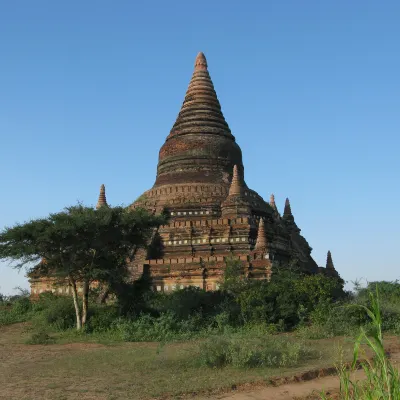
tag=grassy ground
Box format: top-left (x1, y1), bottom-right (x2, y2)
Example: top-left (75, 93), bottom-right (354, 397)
top-left (2, 323), bottom-right (392, 400)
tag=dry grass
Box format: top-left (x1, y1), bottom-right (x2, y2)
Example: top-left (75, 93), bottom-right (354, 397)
top-left (1, 323), bottom-right (397, 400)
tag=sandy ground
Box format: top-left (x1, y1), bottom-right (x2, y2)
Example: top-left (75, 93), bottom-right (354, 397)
top-left (196, 348), bottom-right (400, 400)
top-left (194, 372), bottom-right (360, 399)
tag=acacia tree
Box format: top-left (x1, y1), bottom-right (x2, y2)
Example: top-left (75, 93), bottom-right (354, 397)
top-left (0, 205), bottom-right (167, 330)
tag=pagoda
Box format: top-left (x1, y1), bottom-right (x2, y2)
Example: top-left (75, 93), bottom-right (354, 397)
top-left (126, 52), bottom-right (331, 292)
top-left (29, 52), bottom-right (338, 296)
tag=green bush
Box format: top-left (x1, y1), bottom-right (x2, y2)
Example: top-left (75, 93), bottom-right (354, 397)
top-left (212, 311), bottom-right (232, 332)
top-left (298, 281), bottom-right (400, 340)
top-left (233, 266), bottom-right (346, 329)
top-left (321, 287), bottom-right (400, 399)
top-left (297, 300), bottom-right (372, 339)
top-left (354, 281), bottom-right (400, 333)
top-left (112, 312), bottom-right (204, 342)
top-left (150, 286), bottom-right (227, 320)
top-left (26, 330), bottom-right (55, 345)
top-left (198, 336), bottom-right (229, 367)
top-left (31, 293), bottom-right (76, 331)
top-left (199, 334), bottom-right (317, 368)
top-left (12, 297), bottom-right (31, 314)
top-left (5, 270), bottom-right (399, 346)
top-left (87, 305), bottom-right (119, 332)
top-left (0, 296), bottom-right (33, 326)
top-left (379, 302), bottom-right (400, 333)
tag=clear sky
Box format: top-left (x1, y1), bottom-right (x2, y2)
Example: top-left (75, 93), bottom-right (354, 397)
top-left (1, 1), bottom-right (399, 294)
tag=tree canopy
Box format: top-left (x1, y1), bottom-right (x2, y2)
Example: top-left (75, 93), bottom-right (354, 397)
top-left (0, 205), bottom-right (168, 329)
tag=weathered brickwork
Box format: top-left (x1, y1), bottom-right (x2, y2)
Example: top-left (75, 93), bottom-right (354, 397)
top-left (128, 52), bottom-right (336, 292)
top-left (29, 52), bottom-right (338, 296)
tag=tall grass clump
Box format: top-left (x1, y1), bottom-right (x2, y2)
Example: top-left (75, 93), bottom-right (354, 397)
top-left (31, 293), bottom-right (76, 331)
top-left (112, 312), bottom-right (212, 342)
top-left (25, 329), bottom-right (55, 345)
top-left (0, 293), bottom-right (32, 326)
top-left (321, 287), bottom-right (400, 399)
top-left (199, 334), bottom-right (318, 368)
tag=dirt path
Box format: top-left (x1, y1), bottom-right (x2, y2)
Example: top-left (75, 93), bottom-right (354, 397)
top-left (194, 372), bottom-right (360, 400)
top-left (195, 350), bottom-right (400, 400)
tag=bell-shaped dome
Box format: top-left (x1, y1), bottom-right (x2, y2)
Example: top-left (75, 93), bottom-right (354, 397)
top-left (155, 52), bottom-right (244, 186)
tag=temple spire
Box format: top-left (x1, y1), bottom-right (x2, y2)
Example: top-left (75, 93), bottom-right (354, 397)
top-left (194, 52), bottom-right (208, 71)
top-left (228, 165), bottom-right (244, 196)
top-left (168, 52), bottom-right (233, 139)
top-left (270, 194), bottom-right (278, 212)
top-left (96, 184), bottom-right (108, 209)
top-left (326, 251), bottom-right (335, 270)
top-left (221, 165), bottom-right (251, 217)
top-left (282, 197), bottom-right (296, 227)
top-left (283, 198), bottom-right (292, 217)
top-left (255, 218), bottom-right (268, 251)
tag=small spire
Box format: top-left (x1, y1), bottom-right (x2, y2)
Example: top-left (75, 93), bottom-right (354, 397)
top-left (194, 52), bottom-right (208, 71)
top-left (283, 198), bottom-right (292, 217)
top-left (270, 194), bottom-right (278, 211)
top-left (96, 184), bottom-right (108, 209)
top-left (326, 251), bottom-right (335, 270)
top-left (228, 165), bottom-right (244, 196)
top-left (255, 218), bottom-right (268, 251)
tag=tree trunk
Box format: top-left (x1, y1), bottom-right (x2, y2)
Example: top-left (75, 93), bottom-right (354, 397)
top-left (69, 276), bottom-right (82, 330)
top-left (96, 286), bottom-right (109, 304)
top-left (81, 279), bottom-right (89, 327)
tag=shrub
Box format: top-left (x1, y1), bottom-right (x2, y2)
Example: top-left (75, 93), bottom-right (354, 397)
top-left (26, 330), bottom-right (55, 345)
top-left (150, 287), bottom-right (227, 320)
top-left (87, 305), bottom-right (119, 332)
top-left (0, 295), bottom-right (33, 326)
top-left (111, 311), bottom-right (215, 342)
top-left (231, 266), bottom-right (346, 329)
top-left (199, 334), bottom-right (317, 368)
top-left (296, 324), bottom-right (334, 340)
top-left (31, 293), bottom-right (76, 331)
top-left (321, 287), bottom-right (400, 399)
top-left (12, 296), bottom-right (31, 314)
top-left (297, 300), bottom-right (371, 339)
top-left (213, 311), bottom-right (232, 332)
top-left (199, 336), bottom-right (230, 367)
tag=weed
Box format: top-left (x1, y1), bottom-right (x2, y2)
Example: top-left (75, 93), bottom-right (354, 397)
top-left (321, 287), bottom-right (400, 399)
top-left (26, 330), bottom-right (55, 345)
top-left (199, 333), bottom-right (318, 368)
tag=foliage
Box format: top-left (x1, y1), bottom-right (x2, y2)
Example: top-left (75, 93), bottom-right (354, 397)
top-left (149, 286), bottom-right (226, 320)
top-left (219, 256), bottom-right (248, 294)
top-left (110, 272), bottom-right (155, 317)
top-left (0, 205), bottom-right (166, 277)
top-left (86, 305), bottom-right (120, 332)
top-left (110, 312), bottom-right (203, 342)
top-left (321, 287), bottom-right (400, 400)
top-left (297, 280), bottom-right (400, 340)
top-left (3, 257), bottom-right (400, 351)
top-left (0, 291), bottom-right (33, 326)
top-left (26, 329), bottom-right (55, 345)
top-left (232, 265), bottom-right (346, 329)
top-left (0, 204), bottom-right (167, 330)
top-left (199, 333), bottom-right (318, 368)
top-left (31, 292), bottom-right (77, 331)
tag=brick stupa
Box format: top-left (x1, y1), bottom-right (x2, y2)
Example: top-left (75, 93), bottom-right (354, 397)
top-left (29, 52), bottom-right (337, 296)
top-left (128, 52), bottom-right (330, 292)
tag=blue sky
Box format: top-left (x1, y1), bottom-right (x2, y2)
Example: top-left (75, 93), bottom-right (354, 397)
top-left (1, 1), bottom-right (399, 294)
